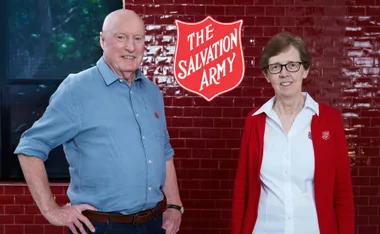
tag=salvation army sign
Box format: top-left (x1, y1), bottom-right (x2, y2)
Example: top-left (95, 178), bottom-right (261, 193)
top-left (173, 16), bottom-right (245, 101)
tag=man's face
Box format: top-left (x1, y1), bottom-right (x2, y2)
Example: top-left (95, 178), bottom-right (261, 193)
top-left (100, 15), bottom-right (145, 77)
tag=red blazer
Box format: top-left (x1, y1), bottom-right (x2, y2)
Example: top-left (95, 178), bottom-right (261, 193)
top-left (232, 103), bottom-right (355, 234)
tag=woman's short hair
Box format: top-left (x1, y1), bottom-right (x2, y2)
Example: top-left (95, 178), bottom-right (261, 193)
top-left (260, 32), bottom-right (311, 74)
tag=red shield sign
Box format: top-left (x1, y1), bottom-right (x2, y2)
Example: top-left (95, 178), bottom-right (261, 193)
top-left (174, 16), bottom-right (244, 101)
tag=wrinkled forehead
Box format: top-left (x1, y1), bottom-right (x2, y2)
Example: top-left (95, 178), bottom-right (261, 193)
top-left (268, 46), bottom-right (301, 64)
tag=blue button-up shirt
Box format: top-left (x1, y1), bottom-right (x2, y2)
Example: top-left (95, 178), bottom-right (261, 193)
top-left (14, 57), bottom-right (174, 214)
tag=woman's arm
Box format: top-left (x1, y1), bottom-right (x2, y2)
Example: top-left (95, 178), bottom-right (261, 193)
top-left (333, 111), bottom-right (355, 234)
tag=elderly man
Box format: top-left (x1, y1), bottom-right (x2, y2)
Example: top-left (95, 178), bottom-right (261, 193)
top-left (14, 9), bottom-right (182, 234)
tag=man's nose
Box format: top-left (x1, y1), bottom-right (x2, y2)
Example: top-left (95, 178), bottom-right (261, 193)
top-left (124, 40), bottom-right (135, 52)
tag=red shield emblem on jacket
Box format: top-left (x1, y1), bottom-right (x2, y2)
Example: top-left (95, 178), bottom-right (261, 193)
top-left (174, 16), bottom-right (245, 101)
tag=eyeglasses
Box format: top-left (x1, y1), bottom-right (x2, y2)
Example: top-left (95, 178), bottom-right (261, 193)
top-left (265, 62), bottom-right (303, 74)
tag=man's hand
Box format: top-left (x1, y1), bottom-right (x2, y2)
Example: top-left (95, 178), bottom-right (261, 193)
top-left (43, 203), bottom-right (97, 234)
top-left (162, 208), bottom-right (181, 234)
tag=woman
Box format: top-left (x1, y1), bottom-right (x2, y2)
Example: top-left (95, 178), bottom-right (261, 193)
top-left (232, 32), bottom-right (355, 234)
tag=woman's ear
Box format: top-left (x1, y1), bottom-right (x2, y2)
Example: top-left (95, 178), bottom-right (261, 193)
top-left (303, 68), bottom-right (310, 79)
top-left (263, 71), bottom-right (271, 83)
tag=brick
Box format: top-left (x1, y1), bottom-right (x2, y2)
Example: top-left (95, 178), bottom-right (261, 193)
top-left (193, 0), bottom-right (213, 4)
top-left (174, 0), bottom-right (193, 3)
top-left (358, 226), bottom-right (378, 234)
top-left (0, 216), bottom-right (13, 224)
top-left (367, 6), bottom-right (380, 15)
top-left (202, 108), bottom-right (222, 117)
top-left (192, 149), bottom-right (212, 159)
top-left (0, 196), bottom-right (14, 205)
top-left (14, 195), bottom-right (34, 205)
top-left (200, 159), bottom-right (220, 169)
top-left (4, 206), bottom-right (24, 215)
top-left (34, 215), bottom-right (49, 225)
top-left (155, 0), bottom-right (174, 3)
top-left (44, 225), bottom-right (65, 234)
top-left (206, 140), bottom-right (226, 149)
top-left (179, 159), bottom-right (200, 169)
top-left (179, 128), bottom-right (201, 138)
top-left (255, 17), bottom-right (275, 26)
top-left (222, 129), bottom-right (241, 139)
top-left (185, 5), bottom-right (206, 15)
top-left (25, 225), bottom-right (44, 234)
top-left (172, 117), bottom-right (193, 127)
top-left (4, 225), bottom-right (23, 234)
top-left (256, 0), bottom-right (274, 4)
top-left (223, 108), bottom-right (242, 117)
top-left (25, 206), bottom-right (40, 215)
top-left (3, 187), bottom-right (24, 195)
top-left (144, 5), bottom-right (165, 15)
top-left (356, 216), bottom-right (369, 225)
top-left (360, 187), bottom-right (379, 196)
top-left (14, 215), bottom-right (34, 224)
top-left (348, 6), bottom-right (366, 15)
top-left (193, 118), bottom-right (213, 127)
top-left (265, 7), bottom-right (285, 16)
top-left (294, 0), bottom-right (313, 5)
top-left (186, 139), bottom-right (206, 148)
top-left (206, 6), bottom-right (225, 15)
top-left (201, 128), bottom-right (222, 138)
top-left (358, 206), bottom-right (379, 215)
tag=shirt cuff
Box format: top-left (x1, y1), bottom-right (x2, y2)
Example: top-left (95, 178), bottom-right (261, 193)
top-left (14, 138), bottom-right (51, 161)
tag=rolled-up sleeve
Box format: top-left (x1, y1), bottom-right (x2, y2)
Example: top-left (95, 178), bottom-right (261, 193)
top-left (158, 93), bottom-right (174, 160)
top-left (14, 77), bottom-right (80, 161)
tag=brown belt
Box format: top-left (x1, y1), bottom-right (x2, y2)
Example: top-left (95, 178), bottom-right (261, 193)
top-left (82, 203), bottom-right (163, 225)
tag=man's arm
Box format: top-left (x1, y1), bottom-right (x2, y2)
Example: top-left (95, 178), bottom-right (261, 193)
top-left (162, 158), bottom-right (182, 206)
top-left (15, 78), bottom-right (96, 234)
top-left (18, 154), bottom-right (58, 214)
top-left (161, 158), bottom-right (182, 234)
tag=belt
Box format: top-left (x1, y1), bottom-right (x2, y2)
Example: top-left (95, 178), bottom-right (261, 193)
top-left (82, 202), bottom-right (163, 225)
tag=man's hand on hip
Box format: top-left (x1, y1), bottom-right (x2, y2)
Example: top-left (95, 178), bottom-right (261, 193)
top-left (43, 203), bottom-right (97, 234)
top-left (162, 208), bottom-right (181, 234)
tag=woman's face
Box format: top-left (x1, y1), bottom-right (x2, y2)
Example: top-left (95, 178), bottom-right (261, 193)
top-left (264, 46), bottom-right (309, 98)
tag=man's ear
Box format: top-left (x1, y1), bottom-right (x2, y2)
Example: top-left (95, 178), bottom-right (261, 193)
top-left (99, 32), bottom-right (105, 50)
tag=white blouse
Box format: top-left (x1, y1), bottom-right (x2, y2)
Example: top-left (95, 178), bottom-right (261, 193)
top-left (252, 93), bottom-right (320, 234)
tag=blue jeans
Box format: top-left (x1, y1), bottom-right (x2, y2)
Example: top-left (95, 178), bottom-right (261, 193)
top-left (69, 215), bottom-right (165, 234)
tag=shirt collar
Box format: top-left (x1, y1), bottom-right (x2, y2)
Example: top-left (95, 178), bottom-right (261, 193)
top-left (96, 56), bottom-right (145, 86)
top-left (252, 92), bottom-right (319, 116)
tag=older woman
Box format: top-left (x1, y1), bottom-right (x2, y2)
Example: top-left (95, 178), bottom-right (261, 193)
top-left (232, 32), bottom-right (355, 234)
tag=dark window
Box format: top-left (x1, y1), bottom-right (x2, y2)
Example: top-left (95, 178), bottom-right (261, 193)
top-left (2, 0), bottom-right (123, 179)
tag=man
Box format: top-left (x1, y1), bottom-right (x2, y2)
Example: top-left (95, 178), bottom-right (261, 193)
top-left (14, 9), bottom-right (183, 234)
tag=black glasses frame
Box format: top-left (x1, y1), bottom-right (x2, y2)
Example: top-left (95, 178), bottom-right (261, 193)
top-left (265, 62), bottom-right (303, 74)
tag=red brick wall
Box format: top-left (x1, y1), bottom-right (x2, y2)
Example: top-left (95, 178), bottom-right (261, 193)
top-left (1, 0), bottom-right (380, 233)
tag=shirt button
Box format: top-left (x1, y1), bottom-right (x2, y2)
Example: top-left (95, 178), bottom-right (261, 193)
top-left (119, 79), bottom-right (123, 83)
top-left (142, 136), bottom-right (145, 140)
top-left (130, 91), bottom-right (133, 94)
top-left (148, 187), bottom-right (152, 190)
top-left (148, 160), bottom-right (152, 164)
top-left (136, 114), bottom-right (139, 117)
